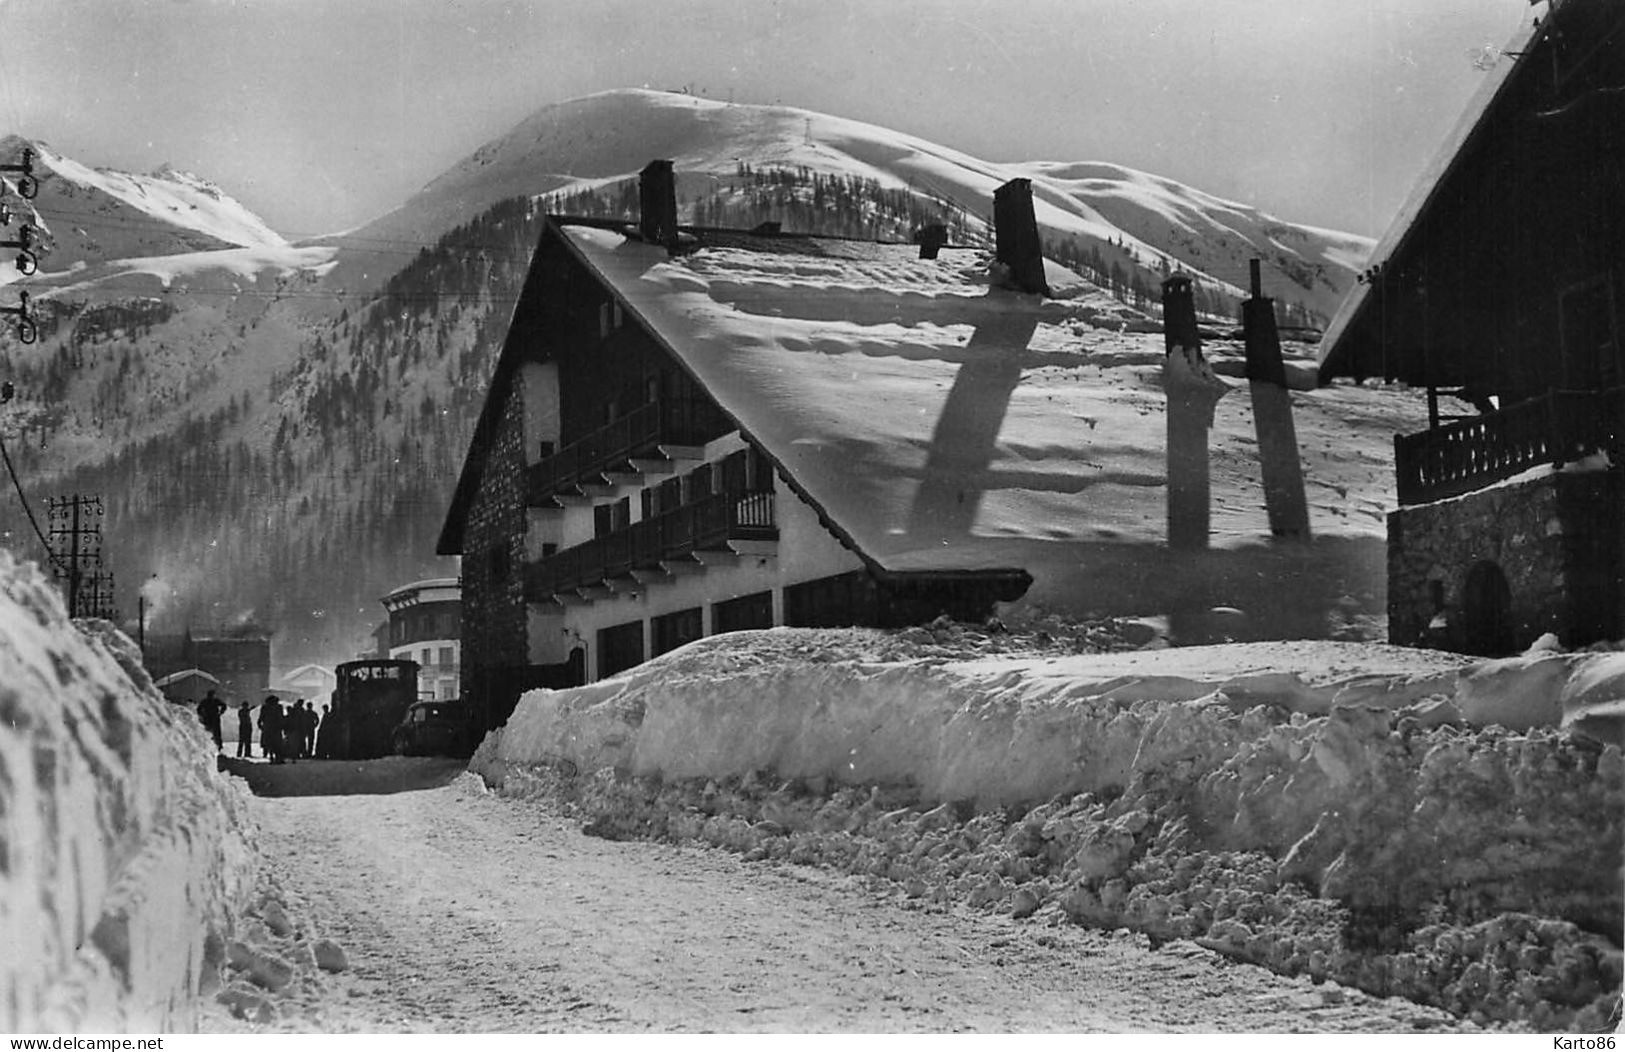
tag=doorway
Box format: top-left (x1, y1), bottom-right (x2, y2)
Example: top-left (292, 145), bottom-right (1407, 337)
top-left (1462, 560), bottom-right (1515, 656)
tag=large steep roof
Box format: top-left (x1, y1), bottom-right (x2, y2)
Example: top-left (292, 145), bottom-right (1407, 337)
top-left (441, 216), bottom-right (1426, 615)
top-left (1316, 10), bottom-right (1545, 382)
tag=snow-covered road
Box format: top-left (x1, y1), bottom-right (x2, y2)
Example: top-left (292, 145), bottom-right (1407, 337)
top-left (220, 761), bottom-right (1466, 1033)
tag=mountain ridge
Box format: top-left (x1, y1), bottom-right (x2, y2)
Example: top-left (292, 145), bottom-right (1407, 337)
top-left (0, 89), bottom-right (1382, 671)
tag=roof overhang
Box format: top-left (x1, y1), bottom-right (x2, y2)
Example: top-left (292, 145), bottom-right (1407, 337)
top-left (1316, 11), bottom-right (1545, 384)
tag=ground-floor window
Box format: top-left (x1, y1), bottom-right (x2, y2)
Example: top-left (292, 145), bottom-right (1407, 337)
top-left (784, 571), bottom-right (878, 628)
top-left (713, 590), bottom-right (774, 634)
top-left (598, 619), bottom-right (645, 678)
top-left (652, 606), bottom-right (703, 656)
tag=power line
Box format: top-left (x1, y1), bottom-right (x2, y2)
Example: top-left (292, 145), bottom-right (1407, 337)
top-left (0, 427), bottom-right (64, 574)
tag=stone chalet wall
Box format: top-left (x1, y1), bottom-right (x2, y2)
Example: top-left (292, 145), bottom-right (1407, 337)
top-left (1388, 469), bottom-right (1623, 651)
top-left (460, 373), bottom-right (531, 705)
top-left (0, 554), bottom-right (255, 1032)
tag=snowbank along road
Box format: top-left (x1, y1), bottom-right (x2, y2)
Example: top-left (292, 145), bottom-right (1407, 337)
top-left (208, 758), bottom-right (1468, 1033)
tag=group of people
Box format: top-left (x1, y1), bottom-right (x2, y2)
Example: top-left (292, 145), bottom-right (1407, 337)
top-left (194, 688), bottom-right (322, 763)
top-left (253, 695), bottom-right (322, 764)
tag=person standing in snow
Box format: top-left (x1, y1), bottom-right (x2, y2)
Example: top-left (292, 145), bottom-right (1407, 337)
top-left (302, 701), bottom-right (320, 759)
top-left (279, 700), bottom-right (301, 764)
top-left (292, 700), bottom-right (310, 758)
top-left (236, 701), bottom-right (254, 758)
top-left (259, 695), bottom-right (284, 764)
top-left (197, 688), bottom-right (227, 751)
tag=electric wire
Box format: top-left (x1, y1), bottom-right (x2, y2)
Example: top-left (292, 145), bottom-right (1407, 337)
top-left (0, 427), bottom-right (64, 573)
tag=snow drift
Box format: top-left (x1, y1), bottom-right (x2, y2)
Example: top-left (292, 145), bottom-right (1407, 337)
top-left (0, 551), bottom-right (256, 1032)
top-left (475, 628), bottom-right (1624, 1030)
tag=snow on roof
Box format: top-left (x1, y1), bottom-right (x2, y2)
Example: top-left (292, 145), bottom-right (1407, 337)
top-left (560, 223), bottom-right (1419, 584)
top-left (381, 578), bottom-right (461, 607)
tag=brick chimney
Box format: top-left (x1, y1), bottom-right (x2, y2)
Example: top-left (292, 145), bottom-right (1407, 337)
top-left (1162, 273), bottom-right (1229, 550)
top-left (917, 223), bottom-right (949, 260)
top-left (993, 179), bottom-right (1049, 295)
top-left (639, 159), bottom-right (678, 250)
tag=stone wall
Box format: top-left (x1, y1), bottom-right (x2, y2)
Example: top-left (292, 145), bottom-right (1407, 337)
top-left (0, 553), bottom-right (256, 1032)
top-left (1388, 471), bottom-right (1622, 652)
top-left (460, 373), bottom-right (532, 712)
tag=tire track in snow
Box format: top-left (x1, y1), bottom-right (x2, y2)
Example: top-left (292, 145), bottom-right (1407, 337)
top-left (236, 771), bottom-right (1463, 1032)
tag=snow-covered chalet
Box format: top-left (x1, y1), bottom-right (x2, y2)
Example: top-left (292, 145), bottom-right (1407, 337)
top-left (440, 161), bottom-right (1374, 726)
top-left (1318, 0), bottom-right (1625, 655)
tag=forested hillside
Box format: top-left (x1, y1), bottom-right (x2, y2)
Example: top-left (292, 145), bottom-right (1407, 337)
top-left (0, 196), bottom-right (551, 665)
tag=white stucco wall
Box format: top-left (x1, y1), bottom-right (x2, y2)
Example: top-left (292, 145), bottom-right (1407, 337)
top-left (522, 432), bottom-right (863, 678)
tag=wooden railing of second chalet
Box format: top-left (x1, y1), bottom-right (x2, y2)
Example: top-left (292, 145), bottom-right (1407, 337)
top-left (523, 490), bottom-right (777, 601)
top-left (526, 398), bottom-right (733, 502)
top-left (1395, 387), bottom-right (1625, 505)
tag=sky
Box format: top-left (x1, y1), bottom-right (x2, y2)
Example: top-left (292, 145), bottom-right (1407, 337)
top-left (0, 0), bottom-right (1536, 240)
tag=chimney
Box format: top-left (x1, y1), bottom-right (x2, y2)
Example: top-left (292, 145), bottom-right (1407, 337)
top-left (639, 159), bottom-right (678, 250)
top-left (1243, 259), bottom-right (1311, 540)
top-left (992, 179), bottom-right (1049, 295)
top-left (917, 223), bottom-right (948, 260)
top-left (1161, 273), bottom-right (1229, 550)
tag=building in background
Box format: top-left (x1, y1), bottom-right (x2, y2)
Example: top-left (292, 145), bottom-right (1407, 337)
top-left (380, 578), bottom-right (462, 701)
top-left (274, 663), bottom-right (338, 703)
top-left (144, 628), bottom-right (271, 707)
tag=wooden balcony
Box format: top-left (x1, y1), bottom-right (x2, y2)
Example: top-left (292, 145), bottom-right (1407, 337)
top-left (1395, 387), bottom-right (1625, 505)
top-left (526, 398), bottom-right (734, 505)
top-left (523, 491), bottom-right (777, 602)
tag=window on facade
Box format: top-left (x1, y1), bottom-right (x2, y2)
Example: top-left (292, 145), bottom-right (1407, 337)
top-left (598, 620), bottom-right (645, 678)
top-left (714, 591), bottom-right (774, 634)
top-left (718, 447), bottom-right (769, 496)
top-left (439, 646), bottom-right (454, 666)
top-left (489, 544), bottom-right (511, 584)
top-left (652, 607), bottom-right (704, 657)
top-left (594, 498), bottom-right (631, 537)
top-left (683, 463), bottom-right (713, 503)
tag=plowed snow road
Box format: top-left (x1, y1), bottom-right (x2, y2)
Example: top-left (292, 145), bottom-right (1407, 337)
top-left (219, 758), bottom-right (1465, 1033)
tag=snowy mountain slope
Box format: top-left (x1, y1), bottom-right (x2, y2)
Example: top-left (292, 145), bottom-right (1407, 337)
top-left (1017, 160), bottom-right (1372, 315)
top-left (12, 137), bottom-right (287, 255)
top-left (347, 89), bottom-right (1369, 321)
top-left (0, 137), bottom-right (341, 308)
top-left (0, 91), bottom-right (1390, 668)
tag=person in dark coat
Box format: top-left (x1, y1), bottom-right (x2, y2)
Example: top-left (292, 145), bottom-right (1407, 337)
top-left (197, 688), bottom-right (227, 751)
top-left (300, 700), bottom-right (319, 759)
top-left (279, 700), bottom-right (300, 764)
top-left (258, 695), bottom-right (284, 764)
top-left (236, 701), bottom-right (254, 758)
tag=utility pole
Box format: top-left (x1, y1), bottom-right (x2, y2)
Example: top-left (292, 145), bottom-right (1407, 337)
top-left (0, 147), bottom-right (38, 342)
top-left (48, 494), bottom-right (105, 619)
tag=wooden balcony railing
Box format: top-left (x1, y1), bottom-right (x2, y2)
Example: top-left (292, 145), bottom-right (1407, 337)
top-left (526, 398), bottom-right (735, 504)
top-left (523, 490), bottom-right (777, 601)
top-left (1395, 387), bottom-right (1625, 505)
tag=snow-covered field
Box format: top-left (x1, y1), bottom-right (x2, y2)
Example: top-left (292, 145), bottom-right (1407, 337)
top-left (475, 625), bottom-right (1625, 1030)
top-left (0, 551), bottom-right (257, 1032)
